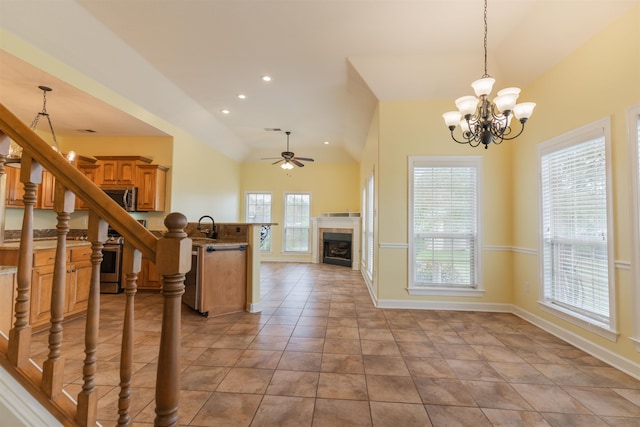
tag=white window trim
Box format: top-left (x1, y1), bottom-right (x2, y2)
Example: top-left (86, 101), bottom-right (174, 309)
top-left (244, 191), bottom-right (273, 253)
top-left (282, 191), bottom-right (312, 254)
top-left (536, 117), bottom-right (618, 341)
top-left (628, 104), bottom-right (640, 350)
top-left (408, 156), bottom-right (484, 297)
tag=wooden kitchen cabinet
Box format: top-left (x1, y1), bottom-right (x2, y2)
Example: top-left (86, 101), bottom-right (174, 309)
top-left (136, 164), bottom-right (168, 211)
top-left (75, 163), bottom-right (101, 210)
top-left (96, 156), bottom-right (152, 186)
top-left (139, 258), bottom-right (162, 290)
top-left (38, 170), bottom-right (56, 209)
top-left (0, 245), bottom-right (92, 330)
top-left (5, 165), bottom-right (25, 207)
top-left (0, 268), bottom-right (18, 336)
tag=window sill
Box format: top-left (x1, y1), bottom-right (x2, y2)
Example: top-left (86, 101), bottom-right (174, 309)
top-left (538, 301), bottom-right (618, 342)
top-left (407, 287), bottom-right (484, 297)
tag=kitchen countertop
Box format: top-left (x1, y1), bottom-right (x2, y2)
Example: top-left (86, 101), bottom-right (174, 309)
top-left (190, 238), bottom-right (248, 248)
top-left (0, 240), bottom-right (92, 250)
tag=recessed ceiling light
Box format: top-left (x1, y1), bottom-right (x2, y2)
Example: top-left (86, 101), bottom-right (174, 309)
top-left (323, 141), bottom-right (330, 145)
top-left (237, 94), bottom-right (247, 100)
top-left (261, 75), bottom-right (272, 82)
top-left (221, 109), bottom-right (231, 114)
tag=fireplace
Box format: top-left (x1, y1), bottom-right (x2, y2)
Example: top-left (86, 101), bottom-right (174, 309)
top-left (322, 232), bottom-right (352, 267)
top-left (311, 213), bottom-right (360, 270)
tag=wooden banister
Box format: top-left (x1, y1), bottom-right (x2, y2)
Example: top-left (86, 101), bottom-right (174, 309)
top-left (0, 101), bottom-right (192, 426)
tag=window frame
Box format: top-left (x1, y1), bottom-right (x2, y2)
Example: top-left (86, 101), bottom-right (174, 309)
top-left (244, 191), bottom-right (273, 252)
top-left (628, 104), bottom-right (640, 349)
top-left (408, 156), bottom-right (483, 297)
top-left (282, 192), bottom-right (311, 253)
top-left (536, 117), bottom-right (617, 341)
top-left (362, 170), bottom-right (375, 281)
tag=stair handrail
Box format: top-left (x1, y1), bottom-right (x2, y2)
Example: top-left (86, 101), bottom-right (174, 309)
top-left (0, 102), bottom-right (157, 260)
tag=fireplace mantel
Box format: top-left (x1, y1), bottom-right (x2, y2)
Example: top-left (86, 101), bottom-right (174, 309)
top-left (311, 214), bottom-right (361, 270)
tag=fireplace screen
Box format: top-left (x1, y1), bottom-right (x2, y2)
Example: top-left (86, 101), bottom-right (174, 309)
top-left (323, 232), bottom-right (352, 267)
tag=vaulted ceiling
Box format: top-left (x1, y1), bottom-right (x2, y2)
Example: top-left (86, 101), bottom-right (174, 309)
top-left (1, 0), bottom-right (637, 163)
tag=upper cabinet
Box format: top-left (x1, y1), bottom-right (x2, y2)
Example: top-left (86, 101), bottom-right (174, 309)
top-left (5, 166), bottom-right (25, 208)
top-left (95, 156), bottom-right (152, 186)
top-left (136, 164), bottom-right (168, 212)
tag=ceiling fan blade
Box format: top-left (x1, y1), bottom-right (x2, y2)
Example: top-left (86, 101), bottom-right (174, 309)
top-left (271, 159), bottom-right (284, 165)
top-left (291, 159), bottom-right (305, 167)
top-left (261, 157), bottom-right (282, 160)
top-left (293, 157), bottom-right (314, 162)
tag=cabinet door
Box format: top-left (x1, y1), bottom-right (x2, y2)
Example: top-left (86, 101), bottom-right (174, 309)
top-left (140, 258), bottom-right (162, 289)
top-left (31, 264), bottom-right (55, 328)
top-left (67, 260), bottom-right (92, 316)
top-left (136, 165), bottom-right (167, 211)
top-left (0, 272), bottom-right (17, 336)
top-left (38, 170), bottom-right (56, 210)
top-left (5, 166), bottom-right (25, 208)
top-left (76, 164), bottom-right (101, 210)
top-left (100, 160), bottom-right (119, 185)
top-left (118, 160), bottom-right (137, 185)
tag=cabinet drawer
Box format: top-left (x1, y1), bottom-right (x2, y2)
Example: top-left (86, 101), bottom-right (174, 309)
top-left (33, 249), bottom-right (59, 267)
top-left (70, 246), bottom-right (92, 262)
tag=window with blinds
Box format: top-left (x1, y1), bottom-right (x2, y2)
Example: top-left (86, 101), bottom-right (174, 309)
top-left (245, 192), bottom-right (272, 251)
top-left (538, 118), bottom-right (614, 331)
top-left (283, 192), bottom-right (311, 252)
top-left (409, 157), bottom-right (481, 292)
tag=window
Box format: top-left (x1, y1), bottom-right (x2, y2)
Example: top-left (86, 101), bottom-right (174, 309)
top-left (408, 156), bottom-right (482, 296)
top-left (538, 118), bottom-right (616, 337)
top-left (628, 104), bottom-right (640, 348)
top-left (362, 171), bottom-right (375, 281)
top-left (245, 192), bottom-right (272, 251)
top-left (283, 192), bottom-right (311, 252)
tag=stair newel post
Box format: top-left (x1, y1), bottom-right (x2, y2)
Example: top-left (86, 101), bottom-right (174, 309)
top-left (117, 242), bottom-right (141, 426)
top-left (42, 182), bottom-right (76, 398)
top-left (77, 211), bottom-right (107, 427)
top-left (8, 154), bottom-right (42, 367)
top-left (154, 213), bottom-right (191, 427)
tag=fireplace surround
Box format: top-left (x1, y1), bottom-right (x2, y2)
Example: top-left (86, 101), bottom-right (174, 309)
top-left (311, 213), bottom-right (360, 270)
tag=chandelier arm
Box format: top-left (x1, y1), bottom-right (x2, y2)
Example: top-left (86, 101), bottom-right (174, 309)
top-left (449, 130), bottom-right (482, 147)
top-left (498, 121), bottom-right (527, 141)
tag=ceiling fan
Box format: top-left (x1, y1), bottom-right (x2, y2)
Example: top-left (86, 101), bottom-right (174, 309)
top-left (261, 131), bottom-right (315, 169)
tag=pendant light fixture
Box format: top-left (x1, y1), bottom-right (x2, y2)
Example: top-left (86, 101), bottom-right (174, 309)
top-left (442, 0), bottom-right (536, 149)
top-left (7, 85), bottom-right (76, 166)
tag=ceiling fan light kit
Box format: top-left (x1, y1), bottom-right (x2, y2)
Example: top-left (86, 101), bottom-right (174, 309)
top-left (261, 131), bottom-right (315, 169)
top-left (442, 0), bottom-right (536, 149)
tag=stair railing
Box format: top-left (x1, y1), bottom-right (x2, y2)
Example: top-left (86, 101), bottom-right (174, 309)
top-left (0, 102), bottom-right (190, 426)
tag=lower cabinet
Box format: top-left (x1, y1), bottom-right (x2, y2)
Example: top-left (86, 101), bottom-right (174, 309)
top-left (29, 246), bottom-right (92, 329)
top-left (139, 258), bottom-right (162, 290)
top-left (0, 269), bottom-right (18, 336)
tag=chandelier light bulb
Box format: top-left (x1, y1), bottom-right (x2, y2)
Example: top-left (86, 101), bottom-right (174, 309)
top-left (455, 96), bottom-right (479, 117)
top-left (471, 77), bottom-right (495, 97)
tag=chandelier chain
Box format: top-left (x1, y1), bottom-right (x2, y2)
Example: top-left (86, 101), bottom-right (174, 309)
top-left (30, 86), bottom-right (60, 152)
top-left (483, 0), bottom-right (489, 78)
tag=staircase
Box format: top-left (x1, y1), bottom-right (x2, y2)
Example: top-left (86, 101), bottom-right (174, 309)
top-left (0, 102), bottom-right (191, 426)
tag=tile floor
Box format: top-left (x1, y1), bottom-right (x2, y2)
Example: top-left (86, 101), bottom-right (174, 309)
top-left (31, 262), bottom-right (640, 426)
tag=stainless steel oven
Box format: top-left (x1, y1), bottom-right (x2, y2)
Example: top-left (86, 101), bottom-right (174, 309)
top-left (100, 237), bottom-right (123, 293)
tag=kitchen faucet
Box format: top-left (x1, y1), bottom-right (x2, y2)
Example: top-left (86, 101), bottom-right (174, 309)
top-left (197, 215), bottom-right (218, 239)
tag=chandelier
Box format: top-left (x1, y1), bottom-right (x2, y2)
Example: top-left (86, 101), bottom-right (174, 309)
top-left (8, 85), bottom-right (76, 165)
top-left (442, 0), bottom-right (536, 149)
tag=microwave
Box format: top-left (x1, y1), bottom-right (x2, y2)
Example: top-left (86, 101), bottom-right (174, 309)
top-left (102, 185), bottom-right (138, 212)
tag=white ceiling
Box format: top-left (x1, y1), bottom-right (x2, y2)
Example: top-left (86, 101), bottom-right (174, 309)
top-left (1, 0), bottom-right (638, 163)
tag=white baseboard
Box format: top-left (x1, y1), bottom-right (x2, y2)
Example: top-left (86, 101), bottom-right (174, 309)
top-left (376, 298), bottom-right (512, 313)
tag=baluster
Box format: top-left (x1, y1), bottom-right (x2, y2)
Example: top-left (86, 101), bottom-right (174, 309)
top-left (77, 212), bottom-right (107, 427)
top-left (0, 133), bottom-right (10, 243)
top-left (8, 155), bottom-right (42, 367)
top-left (154, 213), bottom-right (190, 427)
top-left (118, 242), bottom-right (141, 426)
top-left (42, 182), bottom-right (75, 398)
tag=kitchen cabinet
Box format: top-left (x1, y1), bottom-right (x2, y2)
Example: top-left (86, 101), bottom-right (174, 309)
top-left (5, 166), bottom-right (25, 207)
top-left (96, 156), bottom-right (151, 186)
top-left (139, 258), bottom-right (162, 290)
top-left (0, 245), bottom-right (92, 330)
top-left (76, 161), bottom-right (102, 210)
top-left (0, 268), bottom-right (17, 336)
top-left (192, 244), bottom-right (247, 317)
top-left (38, 170), bottom-right (56, 209)
top-left (136, 164), bottom-right (168, 212)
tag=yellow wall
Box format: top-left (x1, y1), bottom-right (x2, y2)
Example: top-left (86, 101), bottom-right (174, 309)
top-left (511, 5), bottom-right (640, 361)
top-left (375, 99), bottom-right (514, 303)
top-left (241, 161), bottom-right (360, 261)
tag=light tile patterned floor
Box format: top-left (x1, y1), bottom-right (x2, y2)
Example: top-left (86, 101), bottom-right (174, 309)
top-left (31, 262), bottom-right (640, 426)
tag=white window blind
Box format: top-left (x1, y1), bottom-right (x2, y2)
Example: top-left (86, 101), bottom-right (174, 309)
top-left (540, 134), bottom-right (610, 326)
top-left (411, 160), bottom-right (479, 288)
top-left (284, 193), bottom-right (310, 252)
top-left (245, 192), bottom-right (272, 251)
